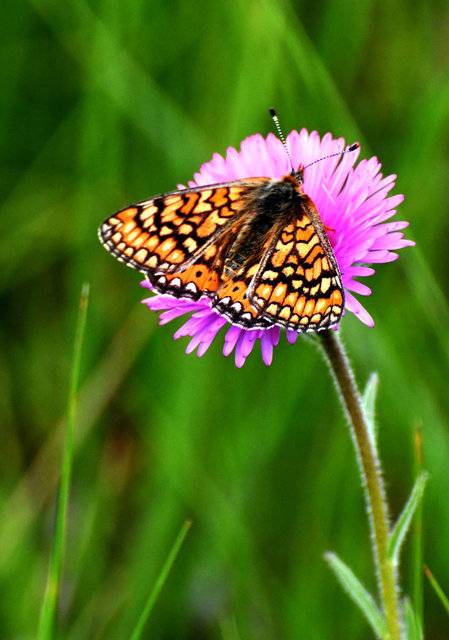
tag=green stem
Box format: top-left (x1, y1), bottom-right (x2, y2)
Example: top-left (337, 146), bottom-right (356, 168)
top-left (319, 330), bottom-right (401, 640)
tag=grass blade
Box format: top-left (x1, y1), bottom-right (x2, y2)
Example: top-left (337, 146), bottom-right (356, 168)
top-left (324, 552), bottom-right (387, 639)
top-left (388, 472), bottom-right (428, 565)
top-left (424, 565), bottom-right (449, 617)
top-left (130, 519), bottom-right (192, 640)
top-left (403, 597), bottom-right (423, 640)
top-left (412, 424), bottom-right (425, 625)
top-left (37, 283), bottom-right (90, 640)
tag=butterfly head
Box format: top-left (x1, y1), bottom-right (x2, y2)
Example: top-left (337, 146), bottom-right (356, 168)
top-left (293, 164), bottom-right (305, 185)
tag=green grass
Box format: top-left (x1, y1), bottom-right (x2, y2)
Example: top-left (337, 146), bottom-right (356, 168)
top-left (37, 284), bottom-right (89, 640)
top-left (130, 519), bottom-right (192, 640)
top-left (1, 1), bottom-right (449, 638)
top-left (425, 566), bottom-right (449, 618)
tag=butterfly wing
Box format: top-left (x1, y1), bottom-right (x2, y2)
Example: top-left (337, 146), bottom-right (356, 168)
top-left (100, 179), bottom-right (344, 331)
top-left (99, 180), bottom-right (268, 300)
top-left (212, 200), bottom-right (344, 331)
top-left (249, 206), bottom-right (344, 331)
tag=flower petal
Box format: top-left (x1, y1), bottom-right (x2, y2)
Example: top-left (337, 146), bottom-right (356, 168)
top-left (234, 330), bottom-right (258, 368)
top-left (344, 292), bottom-right (375, 327)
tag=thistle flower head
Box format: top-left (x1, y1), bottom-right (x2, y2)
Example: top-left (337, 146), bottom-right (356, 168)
top-left (142, 129), bottom-right (413, 367)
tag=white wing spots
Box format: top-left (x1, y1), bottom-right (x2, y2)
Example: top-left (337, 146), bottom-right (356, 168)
top-left (185, 282), bottom-right (198, 294)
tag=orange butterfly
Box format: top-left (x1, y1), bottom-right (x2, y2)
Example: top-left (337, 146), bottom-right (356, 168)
top-left (98, 168), bottom-right (346, 332)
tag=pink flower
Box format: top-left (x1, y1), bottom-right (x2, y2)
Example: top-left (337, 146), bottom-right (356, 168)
top-left (142, 129), bottom-right (413, 367)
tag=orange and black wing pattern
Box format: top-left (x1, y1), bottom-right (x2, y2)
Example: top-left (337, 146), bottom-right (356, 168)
top-left (213, 200), bottom-right (344, 331)
top-left (99, 177), bottom-right (344, 332)
top-left (98, 181), bottom-right (267, 300)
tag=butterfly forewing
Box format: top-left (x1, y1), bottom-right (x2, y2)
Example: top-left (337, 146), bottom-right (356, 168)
top-left (99, 181), bottom-right (267, 299)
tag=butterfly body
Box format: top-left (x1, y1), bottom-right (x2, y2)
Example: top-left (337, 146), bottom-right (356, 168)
top-left (99, 173), bottom-right (344, 332)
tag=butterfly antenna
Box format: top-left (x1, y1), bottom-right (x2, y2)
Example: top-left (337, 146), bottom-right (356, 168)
top-left (303, 142), bottom-right (360, 170)
top-left (269, 108), bottom-right (294, 174)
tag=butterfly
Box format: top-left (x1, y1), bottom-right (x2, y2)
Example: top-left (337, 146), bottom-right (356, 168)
top-left (98, 165), bottom-right (348, 332)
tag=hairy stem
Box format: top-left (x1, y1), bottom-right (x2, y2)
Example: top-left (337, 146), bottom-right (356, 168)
top-left (319, 329), bottom-right (401, 640)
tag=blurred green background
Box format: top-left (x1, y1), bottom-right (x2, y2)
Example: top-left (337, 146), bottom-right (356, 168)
top-left (2, 1), bottom-right (449, 638)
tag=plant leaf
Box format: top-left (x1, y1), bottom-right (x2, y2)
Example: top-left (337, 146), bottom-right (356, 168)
top-left (403, 597), bottom-right (423, 640)
top-left (324, 552), bottom-right (387, 639)
top-left (362, 372), bottom-right (379, 448)
top-left (388, 472), bottom-right (428, 565)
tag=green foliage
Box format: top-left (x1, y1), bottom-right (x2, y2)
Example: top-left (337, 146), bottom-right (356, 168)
top-left (404, 598), bottom-right (424, 640)
top-left (425, 566), bottom-right (449, 618)
top-left (1, 1), bottom-right (449, 638)
top-left (362, 372), bottom-right (379, 449)
top-left (324, 552), bottom-right (387, 638)
top-left (388, 472), bottom-right (428, 567)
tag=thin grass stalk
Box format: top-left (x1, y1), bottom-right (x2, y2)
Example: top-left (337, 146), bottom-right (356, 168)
top-left (412, 424), bottom-right (424, 626)
top-left (424, 565), bottom-right (449, 617)
top-left (37, 284), bottom-right (90, 640)
top-left (130, 519), bottom-right (192, 640)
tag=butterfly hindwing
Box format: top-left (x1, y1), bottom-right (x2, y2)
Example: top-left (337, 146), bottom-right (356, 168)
top-left (211, 224), bottom-right (278, 328)
top-left (248, 209), bottom-right (344, 331)
top-left (212, 201), bottom-right (344, 331)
